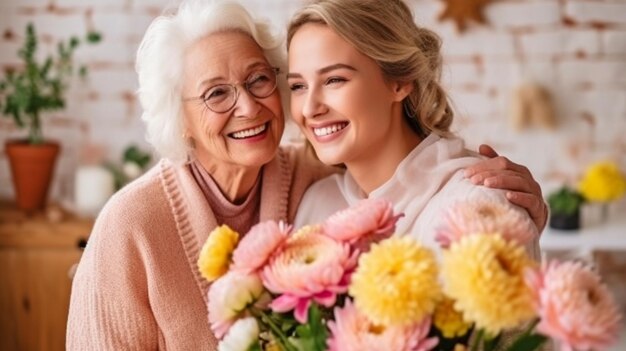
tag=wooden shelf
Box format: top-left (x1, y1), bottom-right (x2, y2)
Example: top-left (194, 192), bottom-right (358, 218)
top-left (0, 201), bottom-right (93, 351)
top-left (0, 203), bottom-right (92, 249)
top-left (540, 216), bottom-right (626, 253)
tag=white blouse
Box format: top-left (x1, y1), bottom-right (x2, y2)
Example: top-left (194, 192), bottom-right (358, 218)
top-left (295, 134), bottom-right (540, 259)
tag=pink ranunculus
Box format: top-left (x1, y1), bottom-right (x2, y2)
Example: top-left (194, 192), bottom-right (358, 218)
top-left (208, 271), bottom-right (266, 339)
top-left (261, 231), bottom-right (357, 323)
top-left (323, 198), bottom-right (403, 246)
top-left (525, 260), bottom-right (623, 351)
top-left (232, 220), bottom-right (291, 274)
top-left (436, 198), bottom-right (538, 249)
top-left (327, 300), bottom-right (439, 351)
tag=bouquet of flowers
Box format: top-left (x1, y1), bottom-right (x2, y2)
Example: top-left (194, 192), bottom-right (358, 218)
top-left (198, 198), bottom-right (622, 351)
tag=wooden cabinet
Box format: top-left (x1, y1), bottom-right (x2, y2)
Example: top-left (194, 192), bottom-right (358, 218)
top-left (0, 203), bottom-right (93, 351)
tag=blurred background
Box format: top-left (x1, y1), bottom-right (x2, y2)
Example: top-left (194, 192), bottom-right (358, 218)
top-left (0, 0), bottom-right (624, 350)
top-left (0, 0), bottom-right (625, 201)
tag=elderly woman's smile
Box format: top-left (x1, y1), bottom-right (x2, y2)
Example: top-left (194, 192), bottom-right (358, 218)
top-left (229, 122), bottom-right (268, 140)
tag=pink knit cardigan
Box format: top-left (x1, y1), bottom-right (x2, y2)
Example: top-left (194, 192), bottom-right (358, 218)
top-left (66, 146), bottom-right (334, 350)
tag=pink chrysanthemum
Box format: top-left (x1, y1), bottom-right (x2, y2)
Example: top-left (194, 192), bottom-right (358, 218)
top-left (323, 198), bottom-right (402, 248)
top-left (436, 198), bottom-right (538, 248)
top-left (327, 300), bottom-right (438, 351)
top-left (208, 271), bottom-right (268, 339)
top-left (262, 231), bottom-right (357, 323)
top-left (525, 260), bottom-right (623, 351)
top-left (232, 220), bottom-right (291, 274)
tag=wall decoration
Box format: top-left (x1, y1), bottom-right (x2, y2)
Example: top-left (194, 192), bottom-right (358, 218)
top-left (438, 0), bottom-right (493, 32)
top-left (508, 82), bottom-right (557, 130)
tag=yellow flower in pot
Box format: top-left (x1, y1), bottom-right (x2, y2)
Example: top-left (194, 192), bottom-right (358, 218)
top-left (0, 23), bottom-right (101, 211)
top-left (578, 161), bottom-right (626, 222)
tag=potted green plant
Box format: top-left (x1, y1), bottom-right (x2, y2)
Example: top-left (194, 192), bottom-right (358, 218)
top-left (0, 23), bottom-right (101, 211)
top-left (547, 186), bottom-right (586, 230)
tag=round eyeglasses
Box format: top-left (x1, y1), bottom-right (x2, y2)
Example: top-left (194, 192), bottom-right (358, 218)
top-left (183, 67), bottom-right (280, 113)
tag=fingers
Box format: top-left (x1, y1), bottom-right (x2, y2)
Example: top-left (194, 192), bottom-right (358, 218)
top-left (464, 156), bottom-right (532, 179)
top-left (468, 171), bottom-right (538, 194)
top-left (505, 191), bottom-right (548, 231)
top-left (478, 144), bottom-right (499, 158)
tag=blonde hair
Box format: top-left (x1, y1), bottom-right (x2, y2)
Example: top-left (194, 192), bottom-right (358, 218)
top-left (136, 0), bottom-right (284, 164)
top-left (287, 0), bottom-right (453, 137)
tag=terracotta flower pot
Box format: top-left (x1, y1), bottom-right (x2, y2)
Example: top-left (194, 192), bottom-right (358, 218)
top-left (5, 140), bottom-right (60, 212)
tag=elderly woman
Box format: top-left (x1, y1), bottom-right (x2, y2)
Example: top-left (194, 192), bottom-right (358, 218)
top-left (67, 0), bottom-right (547, 349)
top-left (66, 1), bottom-right (331, 349)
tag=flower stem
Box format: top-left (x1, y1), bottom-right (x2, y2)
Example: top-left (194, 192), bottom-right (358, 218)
top-left (523, 319), bottom-right (540, 336)
top-left (257, 310), bottom-right (299, 351)
top-left (471, 329), bottom-right (484, 351)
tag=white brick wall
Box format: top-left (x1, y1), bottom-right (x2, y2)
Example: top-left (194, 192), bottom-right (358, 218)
top-left (55, 0), bottom-right (126, 7)
top-left (565, 1), bottom-right (626, 24)
top-left (442, 61), bottom-right (481, 88)
top-left (441, 29), bottom-right (516, 57)
top-left (559, 60), bottom-right (626, 86)
top-left (92, 11), bottom-right (155, 40)
top-left (486, 1), bottom-right (562, 29)
top-left (87, 69), bottom-right (138, 96)
top-left (0, 0), bottom-right (625, 205)
top-left (520, 29), bottom-right (600, 57)
top-left (603, 30), bottom-right (626, 55)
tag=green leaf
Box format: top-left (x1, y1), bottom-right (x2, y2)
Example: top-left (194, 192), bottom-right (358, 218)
top-left (247, 341), bottom-right (262, 351)
top-left (505, 334), bottom-right (548, 351)
top-left (104, 162), bottom-right (128, 191)
top-left (86, 31), bottom-right (103, 44)
top-left (79, 66), bottom-right (88, 77)
top-left (294, 304), bottom-right (328, 351)
top-left (69, 36), bottom-right (80, 49)
top-left (123, 145), bottom-right (152, 168)
top-left (548, 186), bottom-right (585, 215)
top-left (258, 310), bottom-right (299, 351)
top-left (482, 333), bottom-right (502, 351)
top-left (0, 22), bottom-right (100, 143)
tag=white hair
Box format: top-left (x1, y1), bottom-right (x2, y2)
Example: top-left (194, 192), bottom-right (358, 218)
top-left (136, 0), bottom-right (285, 164)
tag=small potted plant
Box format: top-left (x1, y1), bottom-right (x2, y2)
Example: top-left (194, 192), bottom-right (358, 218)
top-left (547, 186), bottom-right (585, 230)
top-left (0, 23), bottom-right (101, 211)
top-left (578, 161), bottom-right (626, 222)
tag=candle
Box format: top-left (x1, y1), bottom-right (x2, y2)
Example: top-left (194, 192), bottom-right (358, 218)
top-left (75, 165), bottom-right (115, 217)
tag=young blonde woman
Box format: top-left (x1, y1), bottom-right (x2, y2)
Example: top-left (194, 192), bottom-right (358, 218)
top-left (287, 0), bottom-right (545, 255)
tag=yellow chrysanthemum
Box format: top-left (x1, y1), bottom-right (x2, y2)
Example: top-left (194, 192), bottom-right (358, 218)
top-left (433, 296), bottom-right (471, 338)
top-left (349, 236), bottom-right (441, 326)
top-left (198, 225), bottom-right (239, 282)
top-left (578, 161), bottom-right (626, 202)
top-left (441, 234), bottom-right (536, 335)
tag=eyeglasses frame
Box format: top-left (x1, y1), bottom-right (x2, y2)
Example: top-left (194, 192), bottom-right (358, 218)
top-left (182, 67), bottom-right (281, 113)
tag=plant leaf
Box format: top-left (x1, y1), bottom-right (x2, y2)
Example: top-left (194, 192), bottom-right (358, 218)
top-left (0, 23), bottom-right (100, 143)
top-left (86, 31), bottom-right (103, 43)
top-left (247, 341), bottom-right (262, 351)
top-left (482, 332), bottom-right (502, 351)
top-left (294, 304), bottom-right (328, 351)
top-left (505, 334), bottom-right (548, 351)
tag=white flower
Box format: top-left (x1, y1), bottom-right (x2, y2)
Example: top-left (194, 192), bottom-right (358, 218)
top-left (122, 161), bottom-right (142, 180)
top-left (218, 317), bottom-right (260, 351)
top-left (208, 271), bottom-right (265, 338)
